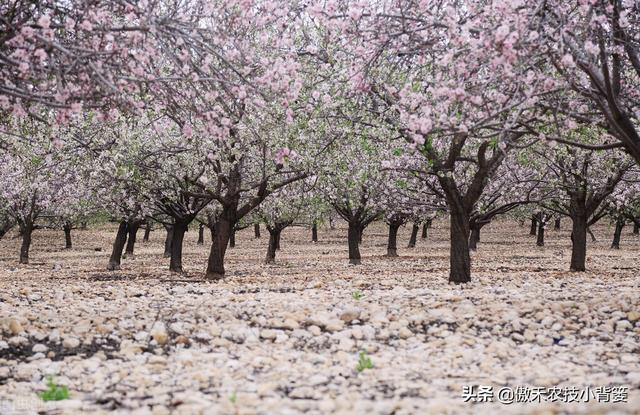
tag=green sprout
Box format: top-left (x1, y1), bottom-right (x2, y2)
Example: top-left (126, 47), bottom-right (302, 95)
top-left (352, 290), bottom-right (363, 301)
top-left (38, 377), bottom-right (70, 402)
top-left (229, 391), bottom-right (237, 404)
top-left (356, 351), bottom-right (374, 372)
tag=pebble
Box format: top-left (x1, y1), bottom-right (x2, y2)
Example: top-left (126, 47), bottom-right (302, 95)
top-left (339, 308), bottom-right (361, 323)
top-left (32, 343), bottom-right (48, 353)
top-left (62, 337), bottom-right (80, 349)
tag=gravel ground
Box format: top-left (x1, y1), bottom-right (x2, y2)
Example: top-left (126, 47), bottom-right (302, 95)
top-left (0, 220), bottom-right (639, 414)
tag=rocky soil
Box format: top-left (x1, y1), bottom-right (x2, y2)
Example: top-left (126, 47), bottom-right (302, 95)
top-left (0, 220), bottom-right (639, 414)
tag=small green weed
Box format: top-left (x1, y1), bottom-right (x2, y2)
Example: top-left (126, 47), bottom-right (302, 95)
top-left (356, 351), bottom-right (373, 372)
top-left (38, 377), bottom-right (70, 401)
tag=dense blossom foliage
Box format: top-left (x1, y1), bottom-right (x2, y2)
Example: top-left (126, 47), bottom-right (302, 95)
top-left (1, 0), bottom-right (639, 282)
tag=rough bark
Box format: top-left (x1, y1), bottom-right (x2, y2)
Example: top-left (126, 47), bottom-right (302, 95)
top-left (634, 222), bottom-right (639, 234)
top-left (449, 208), bottom-right (471, 284)
top-left (163, 225), bottom-right (173, 258)
top-left (169, 221), bottom-right (188, 273)
top-left (529, 216), bottom-right (537, 236)
top-left (107, 221), bottom-right (128, 270)
top-left (554, 218), bottom-right (561, 230)
top-left (265, 229), bottom-right (281, 264)
top-left (123, 221), bottom-right (140, 258)
top-left (469, 225), bottom-right (480, 251)
top-left (63, 222), bottom-right (72, 249)
top-left (254, 223), bottom-right (261, 238)
top-left (422, 223), bottom-right (428, 239)
top-left (386, 221), bottom-right (401, 257)
top-left (536, 218), bottom-right (545, 246)
top-left (229, 229), bottom-right (236, 248)
top-left (197, 223), bottom-right (204, 245)
top-left (206, 215), bottom-right (233, 279)
top-left (611, 218), bottom-right (624, 249)
top-left (19, 221), bottom-right (34, 264)
top-left (407, 223), bottom-right (419, 248)
top-left (143, 223), bottom-right (151, 242)
top-left (348, 222), bottom-right (362, 265)
top-left (570, 213), bottom-right (587, 272)
top-left (311, 222), bottom-right (318, 242)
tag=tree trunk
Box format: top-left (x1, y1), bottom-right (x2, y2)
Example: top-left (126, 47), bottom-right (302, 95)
top-left (329, 216), bottom-right (335, 230)
top-left (169, 220), bottom-right (188, 273)
top-left (107, 221), bottom-right (128, 270)
top-left (386, 221), bottom-right (401, 257)
top-left (536, 218), bottom-right (545, 246)
top-left (206, 216), bottom-right (234, 279)
top-left (312, 222), bottom-right (318, 242)
top-left (449, 209), bottom-right (471, 284)
top-left (123, 221), bottom-right (140, 258)
top-left (633, 222), bottom-right (639, 234)
top-left (611, 218), bottom-right (624, 249)
top-left (19, 221), bottom-right (34, 264)
top-left (80, 221), bottom-right (87, 230)
top-left (229, 229), bottom-right (236, 248)
top-left (197, 223), bottom-right (204, 245)
top-left (275, 231), bottom-right (281, 250)
top-left (63, 222), bottom-right (72, 249)
top-left (265, 228), bottom-right (280, 264)
top-left (554, 218), bottom-right (561, 230)
top-left (570, 213), bottom-right (587, 272)
top-left (422, 223), bottom-right (428, 239)
top-left (143, 223), bottom-right (151, 242)
top-left (348, 222), bottom-right (361, 265)
top-left (163, 225), bottom-right (173, 258)
top-left (587, 227), bottom-right (597, 242)
top-left (529, 217), bottom-right (537, 236)
top-left (254, 223), bottom-right (261, 238)
top-left (407, 223), bottom-right (419, 248)
top-left (469, 225), bottom-right (480, 251)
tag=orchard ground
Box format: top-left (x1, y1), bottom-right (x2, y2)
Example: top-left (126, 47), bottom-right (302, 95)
top-left (0, 220), bottom-right (639, 415)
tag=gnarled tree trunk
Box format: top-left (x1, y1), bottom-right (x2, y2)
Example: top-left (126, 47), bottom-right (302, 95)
top-left (469, 225), bottom-right (480, 251)
top-left (206, 215), bottom-right (233, 279)
top-left (63, 221), bottom-right (72, 249)
top-left (143, 223), bottom-right (151, 242)
top-left (348, 222), bottom-right (361, 265)
top-left (536, 217), bottom-right (545, 246)
top-left (19, 220), bottom-right (34, 264)
top-left (265, 228), bottom-right (281, 264)
top-left (407, 223), bottom-right (419, 248)
top-left (197, 223), bottom-right (204, 245)
top-left (170, 221), bottom-right (188, 273)
top-left (386, 220), bottom-right (402, 257)
top-left (163, 225), bottom-right (173, 258)
top-left (229, 229), bottom-right (236, 248)
top-left (611, 218), bottom-right (624, 249)
top-left (529, 216), bottom-right (537, 236)
top-left (107, 220), bottom-right (128, 270)
top-left (570, 213), bottom-right (587, 272)
top-left (449, 208), bottom-right (471, 284)
top-left (123, 220), bottom-right (140, 258)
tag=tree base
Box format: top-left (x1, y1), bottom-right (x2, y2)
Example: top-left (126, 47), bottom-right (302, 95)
top-left (385, 249), bottom-right (398, 257)
top-left (349, 258), bottom-right (361, 265)
top-left (205, 272), bottom-right (225, 281)
top-left (106, 262), bottom-right (121, 271)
